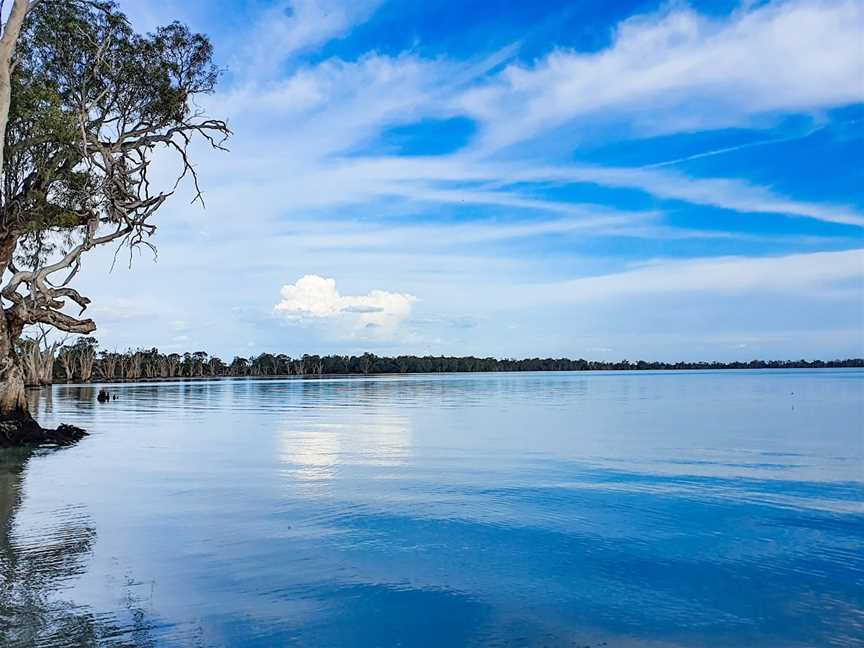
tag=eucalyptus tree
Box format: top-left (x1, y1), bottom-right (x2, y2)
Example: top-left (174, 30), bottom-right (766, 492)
top-left (229, 356), bottom-right (249, 377)
top-left (74, 336), bottom-right (97, 381)
top-left (56, 344), bottom-right (74, 381)
top-left (97, 349), bottom-right (119, 380)
top-left (166, 352), bottom-right (181, 378)
top-left (15, 325), bottom-right (59, 385)
top-left (0, 0), bottom-right (228, 441)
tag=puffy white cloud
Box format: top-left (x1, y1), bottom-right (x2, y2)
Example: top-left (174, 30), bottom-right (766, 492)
top-left (274, 275), bottom-right (417, 333)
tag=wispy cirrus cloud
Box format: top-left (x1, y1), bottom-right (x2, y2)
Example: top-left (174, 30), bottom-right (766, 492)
top-left (507, 164), bottom-right (864, 227)
top-left (182, 0), bottom-right (864, 236)
top-left (529, 248), bottom-right (864, 304)
top-left (459, 0), bottom-right (864, 149)
top-left (240, 0), bottom-right (384, 79)
top-left (239, 154), bottom-right (864, 227)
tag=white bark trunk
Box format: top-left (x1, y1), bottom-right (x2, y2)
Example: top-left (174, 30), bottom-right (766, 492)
top-left (0, 1), bottom-right (33, 418)
top-left (0, 0), bottom-right (32, 179)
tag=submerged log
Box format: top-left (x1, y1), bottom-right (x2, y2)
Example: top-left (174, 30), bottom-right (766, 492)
top-left (0, 418), bottom-right (87, 448)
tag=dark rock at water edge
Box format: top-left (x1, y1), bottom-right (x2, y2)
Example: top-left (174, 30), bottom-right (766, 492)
top-left (0, 419), bottom-right (87, 448)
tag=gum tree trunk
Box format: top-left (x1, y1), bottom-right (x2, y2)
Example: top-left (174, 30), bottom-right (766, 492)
top-left (0, 235), bottom-right (84, 446)
top-left (0, 2), bottom-right (41, 440)
top-left (0, 236), bottom-right (29, 422)
top-left (0, 336), bottom-right (85, 445)
top-left (0, 331), bottom-right (28, 421)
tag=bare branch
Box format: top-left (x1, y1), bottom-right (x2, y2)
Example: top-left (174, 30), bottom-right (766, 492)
top-left (27, 308), bottom-right (95, 334)
top-left (0, 1), bottom-right (229, 358)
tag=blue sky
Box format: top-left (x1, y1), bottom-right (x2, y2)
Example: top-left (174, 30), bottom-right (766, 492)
top-left (71, 0), bottom-right (863, 361)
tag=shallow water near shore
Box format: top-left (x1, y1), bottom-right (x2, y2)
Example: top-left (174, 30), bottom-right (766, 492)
top-left (1, 369), bottom-right (862, 647)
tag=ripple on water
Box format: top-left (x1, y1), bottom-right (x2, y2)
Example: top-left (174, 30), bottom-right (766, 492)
top-left (2, 369), bottom-right (862, 647)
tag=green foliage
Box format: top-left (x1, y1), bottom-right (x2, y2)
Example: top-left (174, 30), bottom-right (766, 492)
top-left (3, 0), bottom-right (223, 267)
top-left (71, 335), bottom-right (97, 350)
top-left (50, 343), bottom-right (864, 382)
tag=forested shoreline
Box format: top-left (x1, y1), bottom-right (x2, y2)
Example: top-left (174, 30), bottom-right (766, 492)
top-left (15, 336), bottom-right (864, 385)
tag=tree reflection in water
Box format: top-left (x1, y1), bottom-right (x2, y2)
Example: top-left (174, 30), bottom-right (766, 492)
top-left (0, 444), bottom-right (189, 648)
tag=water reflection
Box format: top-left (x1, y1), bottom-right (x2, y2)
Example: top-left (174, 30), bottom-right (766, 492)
top-left (0, 448), bottom-right (174, 647)
top-left (279, 415), bottom-right (413, 483)
top-left (26, 387), bottom-right (53, 415)
top-left (5, 370), bottom-right (864, 647)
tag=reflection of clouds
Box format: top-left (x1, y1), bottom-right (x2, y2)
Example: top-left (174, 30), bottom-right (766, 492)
top-left (283, 423), bottom-right (342, 482)
top-left (351, 420), bottom-right (414, 467)
top-left (279, 416), bottom-right (413, 483)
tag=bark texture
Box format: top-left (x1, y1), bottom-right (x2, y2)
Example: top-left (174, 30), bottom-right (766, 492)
top-left (0, 1), bottom-right (36, 433)
top-left (0, 0), bottom-right (32, 175)
top-left (0, 236), bottom-right (28, 421)
top-left (0, 235), bottom-right (85, 445)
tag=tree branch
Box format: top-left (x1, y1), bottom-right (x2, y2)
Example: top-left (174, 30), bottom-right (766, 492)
top-left (25, 307), bottom-right (95, 333)
top-left (0, 2), bottom-right (229, 348)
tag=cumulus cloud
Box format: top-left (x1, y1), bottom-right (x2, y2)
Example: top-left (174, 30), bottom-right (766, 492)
top-left (274, 275), bottom-right (417, 334)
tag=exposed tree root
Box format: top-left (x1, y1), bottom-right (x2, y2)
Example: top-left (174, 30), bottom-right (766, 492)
top-left (0, 417), bottom-right (87, 448)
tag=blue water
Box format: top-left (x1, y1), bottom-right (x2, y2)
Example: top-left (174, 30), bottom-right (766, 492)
top-left (1, 370), bottom-right (862, 647)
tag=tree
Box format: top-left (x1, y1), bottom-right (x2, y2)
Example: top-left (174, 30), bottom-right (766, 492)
top-left (166, 352), bottom-right (181, 378)
top-left (15, 325), bottom-right (61, 385)
top-left (0, 0), bottom-right (228, 440)
top-left (73, 336), bottom-right (97, 382)
top-left (56, 344), bottom-right (75, 381)
top-left (97, 349), bottom-right (119, 380)
top-left (191, 351), bottom-right (208, 377)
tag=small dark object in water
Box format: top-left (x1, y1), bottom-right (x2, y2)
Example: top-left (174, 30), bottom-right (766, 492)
top-left (97, 389), bottom-right (110, 403)
top-left (113, 394), bottom-right (118, 400)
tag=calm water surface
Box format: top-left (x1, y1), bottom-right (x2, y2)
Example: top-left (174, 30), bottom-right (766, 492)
top-left (1, 370), bottom-right (862, 647)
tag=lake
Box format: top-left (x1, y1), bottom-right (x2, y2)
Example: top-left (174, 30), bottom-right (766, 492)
top-left (1, 370), bottom-right (862, 647)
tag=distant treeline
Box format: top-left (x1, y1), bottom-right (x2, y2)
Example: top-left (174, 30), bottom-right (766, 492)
top-left (15, 336), bottom-right (864, 385)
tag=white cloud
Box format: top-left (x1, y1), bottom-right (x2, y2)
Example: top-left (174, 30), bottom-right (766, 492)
top-left (262, 155), bottom-right (864, 227)
top-left (240, 0), bottom-right (383, 80)
top-left (528, 248), bottom-right (864, 304)
top-left (88, 297), bottom-right (159, 322)
top-left (277, 209), bottom-right (662, 251)
top-left (138, 0), bottom-right (864, 234)
top-left (208, 53), bottom-right (456, 193)
top-left (274, 275), bottom-right (417, 334)
top-left (460, 0), bottom-right (864, 149)
top-left (512, 164), bottom-right (864, 226)
top-left (176, 0), bottom-right (864, 244)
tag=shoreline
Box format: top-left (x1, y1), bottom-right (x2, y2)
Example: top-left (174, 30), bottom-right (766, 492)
top-left (25, 365), bottom-right (864, 389)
